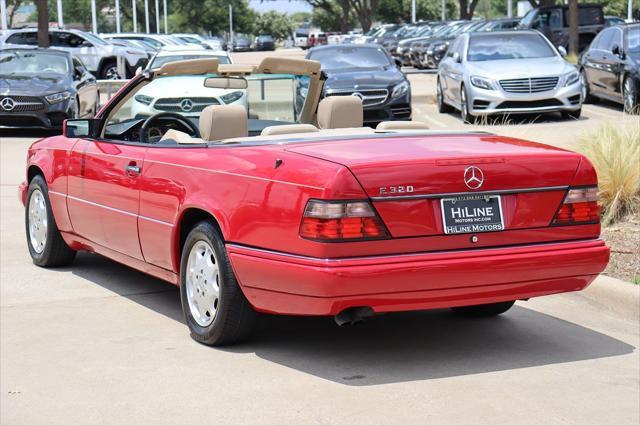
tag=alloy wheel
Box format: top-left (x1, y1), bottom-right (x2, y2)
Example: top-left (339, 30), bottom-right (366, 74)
top-left (185, 240), bottom-right (220, 327)
top-left (28, 188), bottom-right (48, 254)
top-left (105, 66), bottom-right (121, 80)
top-left (624, 78), bottom-right (637, 114)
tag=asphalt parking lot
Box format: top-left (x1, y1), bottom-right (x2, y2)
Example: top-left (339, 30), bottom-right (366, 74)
top-left (1, 49), bottom-right (639, 425)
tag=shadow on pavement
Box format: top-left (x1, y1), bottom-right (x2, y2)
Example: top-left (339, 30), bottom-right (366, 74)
top-left (67, 252), bottom-right (635, 386)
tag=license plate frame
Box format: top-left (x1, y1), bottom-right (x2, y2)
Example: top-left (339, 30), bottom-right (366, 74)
top-left (440, 194), bottom-right (504, 235)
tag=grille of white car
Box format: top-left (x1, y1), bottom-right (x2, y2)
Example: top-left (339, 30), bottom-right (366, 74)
top-left (153, 97), bottom-right (220, 113)
top-left (325, 89), bottom-right (389, 107)
top-left (499, 77), bottom-right (559, 94)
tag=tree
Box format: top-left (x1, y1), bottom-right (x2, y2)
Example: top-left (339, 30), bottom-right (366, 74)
top-left (173, 0), bottom-right (255, 35)
top-left (567, 0), bottom-right (578, 56)
top-left (254, 11), bottom-right (295, 40)
top-left (458, 0), bottom-right (481, 19)
top-left (35, 0), bottom-right (48, 47)
top-left (305, 0), bottom-right (352, 33)
top-left (5, 0), bottom-right (24, 27)
top-left (376, 0), bottom-right (457, 22)
top-left (349, 0), bottom-right (379, 32)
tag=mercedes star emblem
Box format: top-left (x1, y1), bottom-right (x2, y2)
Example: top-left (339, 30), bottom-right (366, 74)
top-left (463, 166), bottom-right (484, 190)
top-left (180, 99), bottom-right (194, 112)
top-left (1, 97), bottom-right (16, 112)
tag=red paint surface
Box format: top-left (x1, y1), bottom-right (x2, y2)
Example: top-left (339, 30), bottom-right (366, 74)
top-left (22, 131), bottom-right (609, 315)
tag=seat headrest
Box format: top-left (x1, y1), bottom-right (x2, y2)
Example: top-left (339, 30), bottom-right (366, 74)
top-left (376, 121), bottom-right (429, 131)
top-left (199, 104), bottom-right (248, 141)
top-left (260, 124), bottom-right (319, 136)
top-left (317, 96), bottom-right (363, 129)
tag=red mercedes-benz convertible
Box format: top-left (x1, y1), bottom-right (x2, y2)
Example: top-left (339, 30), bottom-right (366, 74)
top-left (20, 57), bottom-right (609, 345)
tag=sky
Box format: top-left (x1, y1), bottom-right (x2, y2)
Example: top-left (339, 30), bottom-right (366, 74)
top-left (249, 0), bottom-right (312, 14)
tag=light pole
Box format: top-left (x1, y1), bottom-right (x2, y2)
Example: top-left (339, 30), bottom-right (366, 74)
top-left (132, 0), bottom-right (137, 32)
top-left (56, 0), bottom-right (63, 27)
top-left (115, 0), bottom-right (121, 32)
top-left (155, 0), bottom-right (160, 33)
top-left (145, 0), bottom-right (150, 33)
top-left (163, 0), bottom-right (167, 34)
top-left (507, 0), bottom-right (512, 18)
top-left (411, 0), bottom-right (416, 23)
top-left (0, 0), bottom-right (7, 31)
top-left (229, 3), bottom-right (233, 47)
top-left (91, 0), bottom-right (97, 33)
top-left (441, 0), bottom-right (445, 20)
top-left (628, 0), bottom-right (632, 21)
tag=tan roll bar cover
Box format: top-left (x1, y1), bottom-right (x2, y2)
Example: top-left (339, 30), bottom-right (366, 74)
top-left (155, 58), bottom-right (220, 76)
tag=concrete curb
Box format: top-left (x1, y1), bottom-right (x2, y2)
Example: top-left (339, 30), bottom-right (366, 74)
top-left (580, 275), bottom-right (640, 319)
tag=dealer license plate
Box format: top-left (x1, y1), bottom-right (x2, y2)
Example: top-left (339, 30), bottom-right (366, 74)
top-left (441, 195), bottom-right (504, 235)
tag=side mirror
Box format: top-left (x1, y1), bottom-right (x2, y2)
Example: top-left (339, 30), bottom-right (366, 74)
top-left (74, 67), bottom-right (83, 80)
top-left (394, 58), bottom-right (402, 68)
top-left (135, 66), bottom-right (143, 76)
top-left (63, 119), bottom-right (102, 138)
top-left (558, 46), bottom-right (567, 57)
top-left (81, 40), bottom-right (93, 48)
top-left (612, 45), bottom-right (625, 58)
top-left (452, 52), bottom-right (461, 63)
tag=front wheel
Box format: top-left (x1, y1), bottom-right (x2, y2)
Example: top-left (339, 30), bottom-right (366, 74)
top-left (437, 78), bottom-right (453, 113)
top-left (180, 221), bottom-right (256, 346)
top-left (460, 85), bottom-right (477, 124)
top-left (580, 69), bottom-right (598, 104)
top-left (623, 76), bottom-right (639, 115)
top-left (451, 301), bottom-right (515, 317)
top-left (25, 175), bottom-right (76, 267)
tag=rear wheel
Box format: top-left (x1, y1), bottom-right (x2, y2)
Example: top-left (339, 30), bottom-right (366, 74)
top-left (451, 301), bottom-right (515, 317)
top-left (180, 221), bottom-right (256, 346)
top-left (25, 175), bottom-right (76, 267)
top-left (99, 60), bottom-right (120, 80)
top-left (623, 76), bottom-right (639, 115)
top-left (437, 78), bottom-right (453, 113)
top-left (460, 85), bottom-right (477, 124)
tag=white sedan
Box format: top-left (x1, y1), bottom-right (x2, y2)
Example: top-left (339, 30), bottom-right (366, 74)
top-left (132, 50), bottom-right (244, 117)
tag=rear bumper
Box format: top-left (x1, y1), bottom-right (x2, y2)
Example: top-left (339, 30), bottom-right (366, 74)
top-left (227, 239), bottom-right (609, 316)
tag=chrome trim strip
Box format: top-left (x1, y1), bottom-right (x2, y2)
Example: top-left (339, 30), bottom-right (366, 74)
top-left (65, 194), bottom-right (174, 227)
top-left (227, 238), bottom-right (604, 263)
top-left (370, 186), bottom-right (568, 201)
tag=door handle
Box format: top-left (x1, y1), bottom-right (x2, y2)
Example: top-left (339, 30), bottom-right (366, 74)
top-left (125, 164), bottom-right (141, 176)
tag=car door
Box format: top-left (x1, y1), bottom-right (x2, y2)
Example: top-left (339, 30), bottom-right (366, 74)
top-left (67, 139), bottom-right (147, 260)
top-left (54, 32), bottom-right (100, 74)
top-left (71, 57), bottom-right (98, 117)
top-left (587, 28), bottom-right (614, 95)
top-left (446, 38), bottom-right (465, 106)
top-left (602, 27), bottom-right (625, 100)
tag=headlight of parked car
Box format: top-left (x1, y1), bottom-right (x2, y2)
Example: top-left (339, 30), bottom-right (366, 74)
top-left (470, 76), bottom-right (495, 91)
top-left (391, 81), bottom-right (410, 98)
top-left (221, 91), bottom-right (244, 104)
top-left (563, 70), bottom-right (580, 87)
top-left (45, 91), bottom-right (71, 104)
top-left (134, 94), bottom-right (154, 105)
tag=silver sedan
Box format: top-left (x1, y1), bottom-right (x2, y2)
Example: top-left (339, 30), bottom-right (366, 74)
top-left (437, 31), bottom-right (583, 123)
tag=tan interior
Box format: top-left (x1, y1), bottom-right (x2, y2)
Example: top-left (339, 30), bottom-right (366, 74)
top-left (317, 96), bottom-right (364, 129)
top-left (155, 58), bottom-right (220, 76)
top-left (199, 104), bottom-right (248, 141)
top-left (376, 121), bottom-right (430, 131)
top-left (160, 129), bottom-right (205, 145)
top-left (260, 124), bottom-right (319, 136)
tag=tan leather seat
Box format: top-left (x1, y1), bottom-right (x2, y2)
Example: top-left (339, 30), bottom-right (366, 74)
top-left (317, 96), bottom-right (363, 129)
top-left (376, 121), bottom-right (430, 131)
top-left (160, 129), bottom-right (205, 145)
top-left (199, 104), bottom-right (248, 141)
top-left (260, 124), bottom-right (319, 136)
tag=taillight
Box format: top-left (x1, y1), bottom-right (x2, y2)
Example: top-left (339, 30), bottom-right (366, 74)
top-left (553, 186), bottom-right (600, 225)
top-left (300, 200), bottom-right (389, 241)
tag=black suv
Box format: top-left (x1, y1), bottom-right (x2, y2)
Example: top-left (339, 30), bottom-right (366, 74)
top-left (518, 4), bottom-right (605, 52)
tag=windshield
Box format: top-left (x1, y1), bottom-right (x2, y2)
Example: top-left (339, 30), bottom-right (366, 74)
top-left (467, 33), bottom-right (556, 61)
top-left (520, 9), bottom-right (537, 27)
top-left (105, 73), bottom-right (309, 136)
top-left (82, 31), bottom-right (109, 46)
top-left (309, 46), bottom-right (391, 71)
top-left (150, 54), bottom-right (231, 68)
top-left (627, 27), bottom-right (640, 52)
top-left (0, 50), bottom-right (69, 76)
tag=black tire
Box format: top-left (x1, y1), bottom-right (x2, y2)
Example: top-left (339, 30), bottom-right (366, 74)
top-left (180, 221), bottom-right (256, 346)
top-left (25, 175), bottom-right (76, 267)
top-left (460, 85), bottom-right (477, 124)
top-left (623, 76), bottom-right (639, 115)
top-left (451, 301), bottom-right (515, 317)
top-left (580, 69), bottom-right (598, 104)
top-left (437, 78), bottom-right (453, 113)
top-left (562, 108), bottom-right (582, 120)
top-left (99, 60), bottom-right (120, 80)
